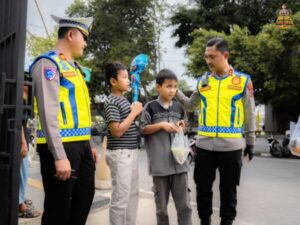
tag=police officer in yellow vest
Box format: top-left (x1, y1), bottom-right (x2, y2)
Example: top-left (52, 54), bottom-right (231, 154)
top-left (176, 38), bottom-right (256, 225)
top-left (30, 15), bottom-right (98, 225)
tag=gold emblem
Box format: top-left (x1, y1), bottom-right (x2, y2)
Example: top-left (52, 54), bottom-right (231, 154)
top-left (231, 77), bottom-right (241, 85)
top-left (276, 4), bottom-right (293, 30)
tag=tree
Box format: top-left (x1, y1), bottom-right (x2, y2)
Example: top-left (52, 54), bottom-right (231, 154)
top-left (26, 32), bottom-right (56, 59)
top-left (170, 0), bottom-right (300, 47)
top-left (186, 12), bottom-right (300, 132)
top-left (67, 0), bottom-right (165, 99)
top-left (27, 0), bottom-right (166, 100)
top-left (178, 79), bottom-right (191, 91)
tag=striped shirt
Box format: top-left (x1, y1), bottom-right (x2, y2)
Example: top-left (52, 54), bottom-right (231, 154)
top-left (104, 95), bottom-right (138, 150)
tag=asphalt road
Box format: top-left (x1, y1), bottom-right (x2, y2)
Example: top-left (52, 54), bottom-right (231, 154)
top-left (25, 136), bottom-right (300, 225)
top-left (138, 149), bottom-right (300, 225)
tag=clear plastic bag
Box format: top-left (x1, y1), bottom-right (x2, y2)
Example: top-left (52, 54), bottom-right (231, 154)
top-left (290, 116), bottom-right (300, 156)
top-left (171, 130), bottom-right (190, 164)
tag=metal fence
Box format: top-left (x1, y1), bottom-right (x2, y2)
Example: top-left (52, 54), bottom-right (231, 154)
top-left (0, 0), bottom-right (28, 224)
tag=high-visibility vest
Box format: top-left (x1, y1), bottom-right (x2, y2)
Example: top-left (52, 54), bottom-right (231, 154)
top-left (197, 70), bottom-right (250, 138)
top-left (30, 51), bottom-right (91, 144)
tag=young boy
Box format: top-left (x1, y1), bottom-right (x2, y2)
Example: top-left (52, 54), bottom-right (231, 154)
top-left (104, 62), bottom-right (143, 225)
top-left (140, 69), bottom-right (192, 225)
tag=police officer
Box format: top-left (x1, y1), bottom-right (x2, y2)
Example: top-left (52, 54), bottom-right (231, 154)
top-left (30, 15), bottom-right (98, 225)
top-left (176, 37), bottom-right (256, 225)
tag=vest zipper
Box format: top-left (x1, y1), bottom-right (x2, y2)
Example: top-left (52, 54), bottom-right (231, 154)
top-left (216, 79), bottom-right (222, 137)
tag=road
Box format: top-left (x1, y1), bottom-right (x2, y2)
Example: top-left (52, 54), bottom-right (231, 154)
top-left (24, 136), bottom-right (300, 225)
top-left (138, 148), bottom-right (300, 225)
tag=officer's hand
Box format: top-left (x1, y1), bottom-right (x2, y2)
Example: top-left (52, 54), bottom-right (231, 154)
top-left (243, 145), bottom-right (254, 161)
top-left (54, 158), bottom-right (71, 181)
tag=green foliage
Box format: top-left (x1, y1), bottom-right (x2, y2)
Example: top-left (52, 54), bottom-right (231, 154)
top-left (67, 0), bottom-right (164, 98)
top-left (177, 79), bottom-right (191, 91)
top-left (26, 32), bottom-right (57, 59)
top-left (186, 12), bottom-right (300, 118)
top-left (27, 0), bottom-right (165, 100)
top-left (66, 0), bottom-right (89, 17)
top-left (171, 0), bottom-right (300, 47)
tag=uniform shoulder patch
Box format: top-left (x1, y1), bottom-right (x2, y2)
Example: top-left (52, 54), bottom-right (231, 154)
top-left (44, 67), bottom-right (57, 81)
top-left (247, 81), bottom-right (254, 97)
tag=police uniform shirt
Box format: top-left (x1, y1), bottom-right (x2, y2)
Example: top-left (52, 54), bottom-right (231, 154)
top-left (32, 56), bottom-right (95, 160)
top-left (175, 73), bottom-right (256, 151)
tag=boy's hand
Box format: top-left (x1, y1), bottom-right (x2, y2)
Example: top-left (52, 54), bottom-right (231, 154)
top-left (176, 120), bottom-right (186, 130)
top-left (130, 102), bottom-right (143, 117)
top-left (162, 122), bottom-right (180, 133)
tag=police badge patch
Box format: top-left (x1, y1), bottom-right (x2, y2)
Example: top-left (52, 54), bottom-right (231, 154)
top-left (44, 67), bottom-right (57, 80)
top-left (247, 81), bottom-right (254, 97)
top-left (231, 76), bottom-right (241, 85)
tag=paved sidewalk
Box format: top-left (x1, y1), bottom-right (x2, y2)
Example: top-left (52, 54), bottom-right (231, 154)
top-left (19, 136), bottom-right (274, 225)
top-left (19, 186), bottom-right (256, 225)
top-left (86, 191), bottom-right (256, 225)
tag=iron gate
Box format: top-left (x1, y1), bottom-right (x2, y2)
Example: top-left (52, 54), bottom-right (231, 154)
top-left (0, 0), bottom-right (29, 224)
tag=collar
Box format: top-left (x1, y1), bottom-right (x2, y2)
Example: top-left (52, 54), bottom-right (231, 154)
top-left (157, 96), bottom-right (173, 109)
top-left (56, 51), bottom-right (77, 69)
top-left (58, 52), bottom-right (67, 61)
top-left (213, 66), bottom-right (234, 80)
top-left (109, 93), bottom-right (126, 99)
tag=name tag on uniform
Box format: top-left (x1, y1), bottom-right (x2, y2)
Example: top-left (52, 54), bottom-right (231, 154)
top-left (200, 86), bottom-right (211, 92)
top-left (228, 85), bottom-right (242, 91)
top-left (62, 71), bottom-right (76, 77)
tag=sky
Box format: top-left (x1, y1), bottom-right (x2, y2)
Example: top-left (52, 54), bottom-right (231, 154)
top-left (25, 0), bottom-right (196, 89)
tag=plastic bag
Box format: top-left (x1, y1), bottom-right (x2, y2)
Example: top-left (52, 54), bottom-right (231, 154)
top-left (290, 116), bottom-right (300, 156)
top-left (171, 131), bottom-right (190, 164)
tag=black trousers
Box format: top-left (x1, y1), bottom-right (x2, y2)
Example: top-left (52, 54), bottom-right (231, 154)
top-left (38, 141), bottom-right (95, 225)
top-left (194, 148), bottom-right (242, 221)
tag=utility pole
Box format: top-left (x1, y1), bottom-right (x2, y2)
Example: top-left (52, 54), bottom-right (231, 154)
top-left (34, 0), bottom-right (50, 38)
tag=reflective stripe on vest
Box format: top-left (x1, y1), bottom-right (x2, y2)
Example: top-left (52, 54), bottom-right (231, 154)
top-left (197, 71), bottom-right (249, 138)
top-left (30, 51), bottom-right (91, 144)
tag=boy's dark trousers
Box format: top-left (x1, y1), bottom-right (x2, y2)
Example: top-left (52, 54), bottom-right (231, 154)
top-left (152, 173), bottom-right (192, 225)
top-left (38, 141), bottom-right (95, 225)
top-left (194, 148), bottom-right (242, 223)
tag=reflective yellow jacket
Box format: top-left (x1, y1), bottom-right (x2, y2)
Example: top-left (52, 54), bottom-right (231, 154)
top-left (31, 51), bottom-right (91, 144)
top-left (197, 70), bottom-right (249, 138)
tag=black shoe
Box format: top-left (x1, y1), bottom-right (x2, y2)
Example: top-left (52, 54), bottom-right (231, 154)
top-left (201, 217), bottom-right (211, 225)
top-left (220, 219), bottom-right (233, 225)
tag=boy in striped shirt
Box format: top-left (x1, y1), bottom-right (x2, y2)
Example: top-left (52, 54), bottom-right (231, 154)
top-left (104, 62), bottom-right (143, 225)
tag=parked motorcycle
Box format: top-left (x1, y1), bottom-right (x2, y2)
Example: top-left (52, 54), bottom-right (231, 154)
top-left (267, 134), bottom-right (291, 158)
